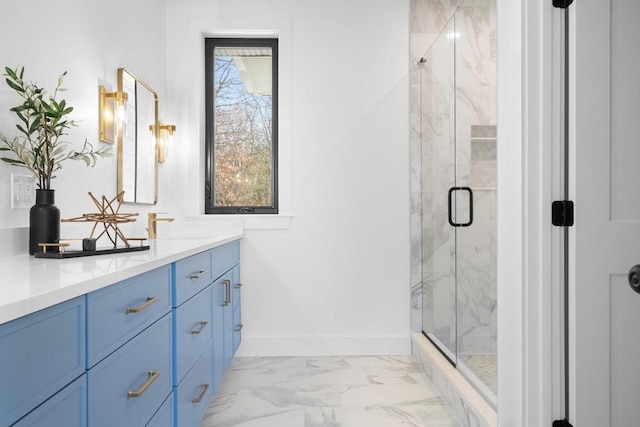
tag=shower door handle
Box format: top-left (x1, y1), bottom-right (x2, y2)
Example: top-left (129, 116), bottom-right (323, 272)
top-left (628, 264), bottom-right (640, 294)
top-left (448, 187), bottom-right (474, 227)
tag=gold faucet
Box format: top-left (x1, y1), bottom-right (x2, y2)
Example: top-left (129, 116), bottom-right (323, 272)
top-left (148, 212), bottom-right (175, 239)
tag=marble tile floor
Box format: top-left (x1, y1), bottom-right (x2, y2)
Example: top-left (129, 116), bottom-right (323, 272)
top-left (199, 356), bottom-right (463, 427)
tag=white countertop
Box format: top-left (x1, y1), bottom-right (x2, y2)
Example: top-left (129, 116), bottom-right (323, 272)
top-left (0, 232), bottom-right (243, 325)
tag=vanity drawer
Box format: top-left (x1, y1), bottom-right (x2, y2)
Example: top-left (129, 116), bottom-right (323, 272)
top-left (174, 285), bottom-right (213, 383)
top-left (174, 250), bottom-right (213, 306)
top-left (146, 391), bottom-right (173, 427)
top-left (88, 313), bottom-right (172, 427)
top-left (175, 345), bottom-right (213, 427)
top-left (87, 266), bottom-right (171, 367)
top-left (212, 240), bottom-right (239, 281)
top-left (13, 374), bottom-right (86, 427)
top-left (0, 297), bottom-right (85, 427)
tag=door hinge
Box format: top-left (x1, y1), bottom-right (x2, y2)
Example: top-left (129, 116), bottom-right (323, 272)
top-left (552, 200), bottom-right (574, 227)
top-left (553, 0), bottom-right (573, 8)
top-left (553, 419), bottom-right (574, 427)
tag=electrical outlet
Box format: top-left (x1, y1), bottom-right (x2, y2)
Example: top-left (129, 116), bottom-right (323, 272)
top-left (11, 174), bottom-right (36, 209)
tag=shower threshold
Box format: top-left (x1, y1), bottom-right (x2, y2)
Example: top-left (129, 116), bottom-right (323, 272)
top-left (412, 332), bottom-right (497, 427)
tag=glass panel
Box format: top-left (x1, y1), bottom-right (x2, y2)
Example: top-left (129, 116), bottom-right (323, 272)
top-left (213, 46), bottom-right (274, 208)
top-left (454, 0), bottom-right (498, 404)
top-left (419, 0), bottom-right (497, 407)
top-left (421, 18), bottom-right (457, 361)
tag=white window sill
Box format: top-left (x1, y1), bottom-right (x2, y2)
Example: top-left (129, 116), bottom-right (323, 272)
top-left (184, 214), bottom-right (293, 230)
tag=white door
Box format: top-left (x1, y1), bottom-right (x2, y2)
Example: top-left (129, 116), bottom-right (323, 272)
top-left (570, 0), bottom-right (640, 426)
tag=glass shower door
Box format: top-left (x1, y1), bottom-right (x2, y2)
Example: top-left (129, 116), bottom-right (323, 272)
top-left (420, 0), bottom-right (497, 406)
top-left (421, 18), bottom-right (457, 362)
top-left (453, 0), bottom-right (497, 402)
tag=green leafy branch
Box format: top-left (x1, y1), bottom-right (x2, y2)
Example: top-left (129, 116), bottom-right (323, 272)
top-left (0, 66), bottom-right (111, 189)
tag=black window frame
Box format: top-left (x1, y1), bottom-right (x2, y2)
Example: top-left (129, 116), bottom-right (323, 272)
top-left (205, 37), bottom-right (279, 214)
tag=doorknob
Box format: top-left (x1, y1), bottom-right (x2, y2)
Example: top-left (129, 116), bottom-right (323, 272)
top-left (628, 265), bottom-right (640, 294)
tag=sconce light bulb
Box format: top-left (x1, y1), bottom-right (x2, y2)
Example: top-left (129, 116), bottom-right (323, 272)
top-left (156, 124), bottom-right (176, 162)
top-left (116, 104), bottom-right (126, 122)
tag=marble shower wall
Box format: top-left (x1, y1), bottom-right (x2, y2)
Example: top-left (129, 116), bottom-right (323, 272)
top-left (454, 0), bottom-right (497, 355)
top-left (410, 0), bottom-right (497, 355)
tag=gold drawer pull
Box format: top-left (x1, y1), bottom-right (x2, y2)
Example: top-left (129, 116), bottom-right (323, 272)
top-left (125, 296), bottom-right (158, 314)
top-left (192, 383), bottom-right (210, 404)
top-left (190, 270), bottom-right (207, 279)
top-left (191, 321), bottom-right (209, 335)
top-left (235, 324), bottom-right (244, 332)
top-left (127, 371), bottom-right (160, 399)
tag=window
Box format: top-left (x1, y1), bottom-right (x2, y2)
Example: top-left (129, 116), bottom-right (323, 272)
top-left (205, 38), bottom-right (278, 214)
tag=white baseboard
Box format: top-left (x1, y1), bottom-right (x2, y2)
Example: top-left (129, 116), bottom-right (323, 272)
top-left (235, 334), bottom-right (411, 357)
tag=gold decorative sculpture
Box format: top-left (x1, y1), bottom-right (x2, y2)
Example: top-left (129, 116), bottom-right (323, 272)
top-left (61, 191), bottom-right (143, 248)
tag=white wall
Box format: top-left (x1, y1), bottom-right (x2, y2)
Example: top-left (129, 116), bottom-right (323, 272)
top-left (165, 0), bottom-right (411, 355)
top-left (0, 0), bottom-right (411, 355)
top-left (0, 0), bottom-right (171, 243)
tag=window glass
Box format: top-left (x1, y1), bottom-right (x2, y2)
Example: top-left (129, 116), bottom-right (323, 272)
top-left (205, 38), bottom-right (278, 214)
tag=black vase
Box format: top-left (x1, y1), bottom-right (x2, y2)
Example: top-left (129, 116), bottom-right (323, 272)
top-left (29, 189), bottom-right (60, 255)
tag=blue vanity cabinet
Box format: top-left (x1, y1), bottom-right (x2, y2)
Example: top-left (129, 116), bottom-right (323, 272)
top-left (172, 251), bottom-right (215, 427)
top-left (211, 240), bottom-right (239, 281)
top-left (174, 345), bottom-right (213, 427)
top-left (146, 392), bottom-right (173, 427)
top-left (0, 237), bottom-right (242, 427)
top-left (173, 285), bottom-right (214, 381)
top-left (212, 241), bottom-right (241, 393)
top-left (12, 375), bottom-right (87, 427)
top-left (87, 313), bottom-right (172, 427)
top-left (86, 266), bottom-right (172, 367)
top-left (86, 266), bottom-right (173, 427)
top-left (0, 297), bottom-right (86, 427)
top-left (212, 270), bottom-right (231, 392)
top-left (173, 251), bottom-right (213, 307)
top-left (221, 264), bottom-right (242, 375)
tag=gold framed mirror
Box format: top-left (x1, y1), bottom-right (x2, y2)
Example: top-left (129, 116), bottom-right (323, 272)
top-left (116, 68), bottom-right (158, 204)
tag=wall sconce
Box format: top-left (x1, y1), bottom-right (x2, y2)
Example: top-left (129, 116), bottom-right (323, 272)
top-left (99, 86), bottom-right (128, 143)
top-left (157, 123), bottom-right (177, 163)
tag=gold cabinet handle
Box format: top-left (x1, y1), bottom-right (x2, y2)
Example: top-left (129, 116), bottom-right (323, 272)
top-left (190, 270), bottom-right (207, 279)
top-left (234, 282), bottom-right (243, 289)
top-left (192, 383), bottom-right (210, 404)
top-left (222, 279), bottom-right (231, 306)
top-left (127, 371), bottom-right (160, 399)
top-left (235, 324), bottom-right (244, 332)
top-left (191, 321), bottom-right (209, 335)
top-left (125, 296), bottom-right (158, 314)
